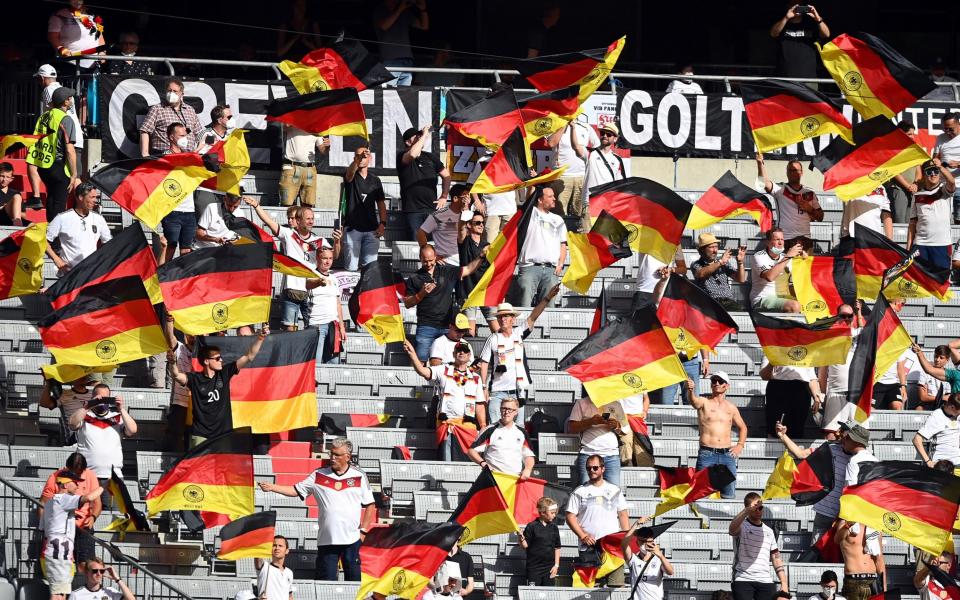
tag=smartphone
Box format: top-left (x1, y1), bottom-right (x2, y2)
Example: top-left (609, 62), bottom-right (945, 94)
top-left (333, 218), bottom-right (341, 230)
top-left (796, 4), bottom-right (811, 13)
top-left (602, 412), bottom-right (611, 420)
top-left (485, 583), bottom-right (496, 594)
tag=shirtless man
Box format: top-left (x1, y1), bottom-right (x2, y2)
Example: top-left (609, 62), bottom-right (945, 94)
top-left (687, 371), bottom-right (748, 499)
top-left (837, 519), bottom-right (886, 600)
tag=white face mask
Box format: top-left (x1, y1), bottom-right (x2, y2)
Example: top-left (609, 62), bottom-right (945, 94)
top-left (176, 137), bottom-right (191, 150)
top-left (821, 587), bottom-right (835, 598)
top-left (121, 51), bottom-right (135, 57)
top-left (166, 91), bottom-right (180, 104)
top-left (226, 117), bottom-right (236, 129)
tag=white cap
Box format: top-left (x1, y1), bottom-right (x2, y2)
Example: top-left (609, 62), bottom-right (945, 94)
top-left (710, 371), bottom-right (730, 384)
top-left (36, 64), bottom-right (57, 78)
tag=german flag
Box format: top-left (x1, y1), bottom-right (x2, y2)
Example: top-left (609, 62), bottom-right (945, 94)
top-left (217, 511), bottom-right (276, 560)
top-left (847, 294), bottom-right (912, 422)
top-left (923, 560), bottom-right (960, 600)
top-left (562, 210), bottom-right (632, 294)
top-left (200, 129), bottom-right (250, 196)
top-left (791, 255), bottom-right (856, 323)
top-left (818, 32), bottom-right (936, 119)
top-left (105, 469), bottom-right (150, 532)
top-left (654, 464), bottom-right (735, 516)
top-left (572, 565), bottom-right (599, 588)
top-left (0, 223), bottom-right (46, 300)
top-left (595, 526), bottom-right (677, 580)
top-left (358, 520), bottom-right (464, 600)
top-left (590, 288), bottom-right (607, 335)
top-left (145, 427), bottom-right (254, 517)
top-left (519, 86), bottom-right (582, 139)
top-left (559, 308), bottom-right (687, 407)
top-left (469, 127), bottom-right (565, 196)
top-left (89, 153), bottom-right (218, 230)
top-left (839, 460), bottom-right (960, 555)
top-left (751, 312), bottom-right (852, 367)
top-left (265, 88), bottom-right (367, 139)
top-left (320, 413), bottom-right (391, 436)
top-left (761, 445), bottom-right (834, 506)
top-left (196, 328), bottom-right (318, 434)
top-left (516, 36), bottom-right (626, 101)
top-left (226, 216), bottom-right (275, 246)
top-left (348, 260), bottom-right (405, 344)
top-left (811, 116), bottom-right (930, 201)
top-left (444, 87), bottom-right (526, 153)
top-left (587, 177), bottom-right (692, 262)
top-left (853, 224), bottom-right (951, 301)
top-left (627, 414), bottom-right (654, 458)
top-left (740, 79), bottom-right (853, 153)
top-left (657, 273), bottom-right (738, 355)
top-left (273, 252), bottom-right (319, 279)
top-left (436, 419), bottom-right (478, 463)
top-left (0, 134), bottom-right (41, 156)
top-left (491, 471), bottom-right (571, 526)
top-left (158, 242), bottom-right (273, 335)
top-left (686, 170), bottom-right (774, 231)
top-left (44, 225), bottom-right (161, 308)
top-left (449, 468), bottom-right (518, 545)
top-left (41, 363), bottom-right (112, 384)
top-left (278, 40), bottom-right (393, 95)
top-left (38, 276), bottom-right (167, 367)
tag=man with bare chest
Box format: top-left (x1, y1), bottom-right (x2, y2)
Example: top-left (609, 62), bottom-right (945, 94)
top-left (687, 371), bottom-right (748, 498)
top-left (837, 520), bottom-right (885, 600)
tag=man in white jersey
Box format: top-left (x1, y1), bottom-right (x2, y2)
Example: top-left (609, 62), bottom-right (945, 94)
top-left (68, 558), bottom-right (134, 600)
top-left (756, 153), bottom-right (824, 250)
top-left (913, 394), bottom-right (960, 468)
top-left (622, 518), bottom-right (675, 600)
top-left (42, 471), bottom-right (103, 600)
top-left (254, 535), bottom-right (295, 600)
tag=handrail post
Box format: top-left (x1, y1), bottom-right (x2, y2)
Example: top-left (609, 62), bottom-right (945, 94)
top-left (164, 59), bottom-right (175, 76)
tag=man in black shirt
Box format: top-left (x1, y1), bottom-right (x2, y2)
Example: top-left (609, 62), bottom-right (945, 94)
top-left (343, 144), bottom-right (387, 271)
top-left (167, 326), bottom-right (269, 448)
top-left (458, 210), bottom-right (491, 335)
top-left (770, 3), bottom-right (830, 79)
top-left (446, 544), bottom-right (475, 596)
top-left (398, 125), bottom-right (451, 240)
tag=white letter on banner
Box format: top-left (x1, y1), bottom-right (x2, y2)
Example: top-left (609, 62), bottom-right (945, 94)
top-left (619, 90), bottom-right (653, 146)
top-left (109, 79), bottom-right (158, 158)
top-left (694, 95), bottom-right (720, 151)
top-left (183, 81), bottom-right (217, 128)
top-left (382, 89), bottom-right (413, 171)
top-left (657, 92), bottom-right (691, 148)
top-left (224, 82), bottom-right (268, 130)
top-left (721, 96), bottom-right (745, 152)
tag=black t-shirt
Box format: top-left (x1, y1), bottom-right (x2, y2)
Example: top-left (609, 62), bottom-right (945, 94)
top-left (406, 263), bottom-right (459, 328)
top-left (522, 519), bottom-right (561, 574)
top-left (187, 361), bottom-right (239, 439)
top-left (0, 188), bottom-right (18, 226)
top-left (448, 550), bottom-right (473, 583)
top-left (396, 151), bottom-right (444, 214)
top-left (343, 172), bottom-right (385, 232)
top-left (777, 19), bottom-right (821, 78)
top-left (458, 235), bottom-right (489, 299)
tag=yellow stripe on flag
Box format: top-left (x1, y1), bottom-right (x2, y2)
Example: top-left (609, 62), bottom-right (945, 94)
top-left (363, 314), bottom-right (405, 345)
top-left (278, 60), bottom-right (326, 96)
top-left (751, 114), bottom-right (853, 154)
top-left (585, 353), bottom-right (687, 408)
top-left (169, 296), bottom-right (272, 336)
top-left (41, 363), bottom-right (113, 384)
top-left (790, 257), bottom-right (831, 323)
top-left (145, 482), bottom-right (254, 518)
top-left (840, 493), bottom-right (952, 555)
top-left (359, 568), bottom-right (431, 600)
top-left (135, 163), bottom-right (215, 229)
top-left (761, 451), bottom-right (797, 501)
top-left (231, 392), bottom-right (318, 434)
top-left (832, 145), bottom-right (930, 201)
top-left (662, 325), bottom-right (710, 357)
top-left (760, 336), bottom-right (851, 368)
top-left (578, 36), bottom-right (626, 102)
top-left (818, 43), bottom-right (888, 119)
top-left (9, 223), bottom-right (47, 298)
top-left (48, 325), bottom-right (167, 367)
top-left (561, 231), bottom-right (605, 294)
top-left (462, 222), bottom-right (512, 309)
top-left (873, 323), bottom-right (912, 384)
top-left (215, 130), bottom-right (250, 195)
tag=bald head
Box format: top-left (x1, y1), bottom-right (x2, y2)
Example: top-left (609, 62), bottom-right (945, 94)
top-left (420, 245), bottom-right (437, 270)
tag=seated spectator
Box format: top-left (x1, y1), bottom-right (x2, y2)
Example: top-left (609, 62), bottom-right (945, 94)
top-left (195, 104), bottom-right (234, 155)
top-left (622, 518), bottom-right (675, 599)
top-left (467, 397), bottom-right (535, 478)
top-left (911, 345), bottom-right (952, 410)
top-left (756, 153), bottom-right (824, 250)
top-left (811, 570), bottom-right (840, 600)
top-left (567, 394), bottom-right (626, 486)
top-left (518, 497), bottom-right (561, 586)
top-left (912, 394), bottom-right (960, 470)
top-left (194, 193), bottom-right (245, 248)
top-left (68, 384), bottom-right (137, 484)
top-left (39, 453), bottom-right (101, 573)
top-left (749, 228), bottom-right (801, 313)
top-left (160, 123), bottom-right (198, 261)
top-left (418, 183), bottom-right (471, 266)
top-left (343, 145), bottom-right (386, 271)
top-left (429, 314), bottom-right (473, 366)
top-left (0, 162), bottom-right (23, 225)
top-left (760, 358), bottom-right (821, 439)
top-left (26, 87), bottom-right (79, 221)
top-left (665, 62), bottom-right (704, 95)
top-left (909, 158), bottom-right (956, 270)
top-left (688, 374), bottom-right (747, 499)
top-left (514, 187), bottom-right (566, 306)
top-left (41, 470), bottom-right (103, 600)
top-left (253, 536), bottom-right (294, 600)
top-left (106, 31), bottom-right (153, 76)
top-left (68, 558), bottom-right (134, 600)
top-left (446, 544), bottom-right (475, 597)
top-left (691, 233), bottom-right (747, 311)
top-left (139, 77), bottom-right (201, 157)
top-left (840, 186), bottom-right (892, 239)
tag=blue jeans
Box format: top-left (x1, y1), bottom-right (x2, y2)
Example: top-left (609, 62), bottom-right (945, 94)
top-left (440, 432), bottom-right (453, 461)
top-left (912, 244), bottom-right (952, 270)
top-left (405, 212), bottom-right (429, 241)
top-left (161, 211), bottom-right (198, 249)
top-left (654, 355), bottom-right (700, 405)
top-left (315, 539), bottom-right (361, 581)
top-left (695, 447), bottom-right (737, 499)
top-left (487, 390), bottom-right (525, 426)
top-left (384, 58), bottom-right (414, 87)
top-left (414, 324), bottom-right (445, 362)
top-left (515, 264), bottom-right (559, 307)
top-left (316, 322), bottom-right (340, 364)
top-left (280, 291), bottom-right (311, 328)
top-left (575, 453), bottom-right (621, 487)
top-left (344, 228), bottom-right (380, 271)
top-left (952, 189), bottom-right (960, 223)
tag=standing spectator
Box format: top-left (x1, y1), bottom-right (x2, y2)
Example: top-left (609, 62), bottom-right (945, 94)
top-left (692, 233), bottom-right (747, 311)
top-left (908, 158), bottom-right (956, 270)
top-left (469, 150), bottom-right (519, 241)
top-left (457, 212), bottom-right (491, 335)
top-left (307, 247), bottom-right (347, 364)
top-left (838, 420), bottom-right (876, 487)
top-left (446, 544), bottom-right (475, 597)
top-left (36, 65), bottom-right (84, 167)
top-left (622, 518), bottom-right (675, 600)
top-left (912, 345), bottom-right (952, 410)
top-left (253, 536), bottom-right (294, 600)
top-left (419, 184), bottom-right (470, 265)
top-left (39, 375), bottom-right (96, 443)
top-left (398, 126), bottom-right (451, 239)
top-left (160, 123), bottom-right (198, 262)
top-left (515, 187), bottom-right (567, 306)
top-left (373, 0), bottom-right (429, 86)
top-left (729, 493), bottom-right (789, 600)
top-left (760, 357), bottom-right (823, 439)
top-left (688, 374), bottom-right (748, 499)
top-left (258, 438), bottom-right (376, 581)
top-left (925, 58), bottom-right (959, 101)
top-left (581, 124), bottom-right (628, 232)
top-left (39, 454), bottom-right (101, 573)
top-left (914, 340), bottom-right (960, 405)
top-left (812, 570), bottom-right (841, 600)
top-left (769, 3), bottom-right (829, 79)
top-left (107, 32), bottom-right (153, 76)
top-left (518, 497), bottom-right (562, 586)
top-left (620, 392), bottom-right (654, 467)
top-left (468, 397), bottom-right (535, 477)
top-left (47, 0), bottom-right (105, 69)
top-left (546, 119), bottom-right (600, 219)
top-left (45, 182), bottom-right (111, 276)
top-left (749, 229), bottom-right (801, 312)
top-left (836, 519), bottom-right (886, 600)
top-left (756, 153), bottom-right (824, 247)
top-left (567, 395), bottom-right (627, 486)
top-left (0, 162), bottom-right (24, 225)
top-left (638, 253), bottom-right (687, 305)
top-left (26, 87), bottom-right (79, 221)
top-left (565, 454), bottom-right (630, 587)
top-left (840, 186), bottom-right (893, 239)
top-left (68, 384), bottom-right (137, 484)
top-left (524, 2), bottom-right (561, 58)
top-left (478, 290), bottom-right (559, 426)
top-left (41, 471), bottom-right (103, 600)
top-left (68, 558), bottom-right (134, 600)
top-left (139, 77), bottom-right (202, 157)
top-left (666, 62), bottom-right (704, 95)
top-left (279, 126), bottom-right (328, 207)
top-left (933, 113), bottom-right (960, 224)
top-left (429, 314), bottom-right (473, 366)
top-left (817, 304), bottom-right (864, 429)
top-left (886, 121), bottom-right (921, 223)
top-left (195, 105), bottom-right (233, 155)
top-left (167, 328), bottom-right (268, 448)
top-left (343, 145), bottom-right (386, 271)
top-left (161, 315), bottom-right (194, 453)
top-left (912, 395), bottom-right (960, 468)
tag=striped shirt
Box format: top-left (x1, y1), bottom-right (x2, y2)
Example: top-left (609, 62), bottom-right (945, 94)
top-left (812, 442), bottom-right (850, 519)
top-left (139, 103), bottom-right (202, 155)
top-left (732, 520), bottom-right (779, 583)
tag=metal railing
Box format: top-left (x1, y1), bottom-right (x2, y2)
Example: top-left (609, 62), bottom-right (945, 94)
top-left (0, 476), bottom-right (193, 599)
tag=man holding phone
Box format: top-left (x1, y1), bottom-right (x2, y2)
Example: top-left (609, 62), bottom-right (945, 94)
top-left (770, 3), bottom-right (829, 80)
top-left (692, 233), bottom-right (747, 311)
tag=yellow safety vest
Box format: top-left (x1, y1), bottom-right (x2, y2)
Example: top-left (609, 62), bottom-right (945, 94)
top-left (26, 108), bottom-right (68, 172)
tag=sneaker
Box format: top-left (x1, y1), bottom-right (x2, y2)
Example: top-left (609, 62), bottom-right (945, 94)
top-left (24, 196), bottom-right (44, 210)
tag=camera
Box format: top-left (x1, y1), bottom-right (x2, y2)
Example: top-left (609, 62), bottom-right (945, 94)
top-left (795, 4), bottom-right (811, 14)
top-left (89, 397), bottom-right (118, 418)
top-left (495, 364), bottom-right (508, 374)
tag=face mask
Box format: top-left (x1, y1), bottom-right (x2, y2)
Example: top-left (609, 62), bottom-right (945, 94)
top-left (121, 51), bottom-right (135, 57)
top-left (769, 246), bottom-right (783, 256)
top-left (226, 117), bottom-right (236, 129)
top-left (176, 137), bottom-right (190, 150)
top-left (166, 91), bottom-right (180, 104)
top-left (821, 587), bottom-right (835, 598)
top-left (682, 72), bottom-right (694, 83)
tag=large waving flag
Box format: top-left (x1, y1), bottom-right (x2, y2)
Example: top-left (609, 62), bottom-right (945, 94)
top-left (587, 177), bottom-right (692, 262)
top-left (751, 312), bottom-right (851, 367)
top-left (0, 134), bottom-right (41, 157)
top-left (200, 129), bottom-right (250, 196)
top-left (840, 460), bottom-right (960, 555)
top-left (196, 329), bottom-right (319, 434)
top-left (811, 116), bottom-right (930, 201)
top-left (686, 171), bottom-right (773, 231)
top-left (761, 445), bottom-right (834, 506)
top-left (847, 294), bottom-right (912, 422)
top-left (444, 87), bottom-right (526, 153)
top-left (39, 276), bottom-right (167, 367)
top-left (358, 521), bottom-right (464, 600)
top-left (348, 260), bottom-right (406, 344)
top-left (519, 86), bottom-right (582, 139)
top-left (791, 255), bottom-right (856, 323)
top-left (559, 308), bottom-right (687, 406)
top-left (278, 40), bottom-right (393, 94)
top-left (90, 153), bottom-right (218, 229)
top-left (491, 471), bottom-right (571, 526)
top-left (740, 79), bottom-right (853, 153)
top-left (450, 468), bottom-right (518, 545)
top-left (853, 224), bottom-right (951, 301)
top-left (657, 274), bottom-right (738, 355)
top-left (217, 511), bottom-right (276, 560)
top-left (516, 36), bottom-right (626, 101)
top-left (562, 210), bottom-right (631, 294)
top-left (145, 427), bottom-right (254, 517)
top-left (655, 465), bottom-right (735, 516)
top-left (818, 32), bottom-right (936, 119)
top-left (0, 223), bottom-right (46, 300)
top-left (468, 127), bottom-right (566, 195)
top-left (266, 88), bottom-right (368, 139)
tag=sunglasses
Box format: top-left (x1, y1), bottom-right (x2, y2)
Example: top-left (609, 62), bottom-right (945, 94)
top-left (838, 313), bottom-right (854, 320)
top-left (89, 569), bottom-right (106, 574)
top-left (586, 465), bottom-right (603, 471)
top-left (710, 378), bottom-right (727, 385)
top-left (471, 221), bottom-right (485, 225)
top-left (207, 355), bottom-right (223, 362)
top-left (925, 168), bottom-right (941, 176)
top-left (599, 131), bottom-right (616, 137)
top-left (454, 348), bottom-right (471, 354)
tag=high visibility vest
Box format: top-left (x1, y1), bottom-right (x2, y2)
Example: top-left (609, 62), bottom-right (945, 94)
top-left (26, 108), bottom-right (68, 171)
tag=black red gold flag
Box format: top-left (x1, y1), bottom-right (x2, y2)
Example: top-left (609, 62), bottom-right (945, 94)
top-left (922, 560), bottom-right (960, 600)
top-left (751, 312), bottom-right (851, 367)
top-left (278, 39), bottom-right (393, 94)
top-left (265, 88), bottom-right (368, 139)
top-left (846, 294), bottom-right (912, 422)
top-left (449, 468), bottom-right (518, 545)
top-left (761, 445), bottom-right (835, 506)
top-left (0, 223), bottom-right (46, 300)
top-left (853, 223), bottom-right (951, 301)
top-left (199, 129), bottom-right (250, 196)
top-left (469, 127), bottom-right (565, 195)
top-left (105, 470), bottom-right (150, 533)
top-left (491, 471), bottom-right (571, 526)
top-left (444, 87), bottom-right (527, 153)
top-left (740, 79), bottom-right (853, 152)
top-left (519, 86), bottom-right (582, 139)
top-left (217, 511), bottom-right (276, 560)
top-left (790, 255), bottom-right (857, 323)
top-left (590, 288), bottom-right (607, 335)
top-left (562, 210), bottom-right (631, 294)
top-left (358, 520), bottom-right (463, 600)
top-left (654, 465), bottom-right (735, 516)
top-left (348, 260), bottom-right (406, 344)
top-left (436, 420), bottom-right (478, 463)
top-left (0, 134), bottom-right (41, 156)
top-left (657, 274), bottom-right (738, 355)
top-left (516, 37), bottom-right (626, 101)
top-left (320, 413), bottom-right (391, 437)
top-left (686, 170), bottom-right (774, 231)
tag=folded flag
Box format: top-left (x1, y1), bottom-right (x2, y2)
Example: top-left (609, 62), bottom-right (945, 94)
top-left (436, 419), bottom-right (478, 463)
top-left (0, 134), bottom-right (41, 156)
top-left (320, 413), bottom-right (391, 437)
top-left (519, 86), bottom-right (582, 139)
top-left (516, 36), bottom-right (626, 101)
top-left (449, 468), bottom-right (518, 546)
top-left (686, 170), bottom-right (773, 231)
top-left (278, 40), bottom-right (393, 94)
top-left (105, 469), bottom-right (150, 532)
top-left (444, 87), bottom-right (527, 153)
top-left (559, 308), bottom-right (687, 407)
top-left (145, 427), bottom-right (254, 517)
top-left (740, 79), bottom-right (853, 153)
top-left (217, 511), bottom-right (276, 560)
top-left (587, 177), bottom-right (692, 262)
top-left (266, 88), bottom-right (368, 139)
top-left (853, 223), bottom-right (951, 301)
top-left (657, 273), bottom-right (738, 355)
top-left (226, 215), bottom-right (275, 246)
top-left (0, 223), bottom-right (46, 300)
top-left (562, 210), bottom-right (632, 294)
top-left (358, 521), bottom-right (464, 600)
top-left (655, 465), bottom-right (736, 516)
top-left (761, 445), bottom-right (834, 506)
top-left (847, 294), bottom-right (912, 422)
top-left (818, 32), bottom-right (936, 119)
top-left (468, 127), bottom-right (565, 195)
top-left (839, 460), bottom-right (960, 555)
top-left (790, 255), bottom-right (856, 323)
top-left (811, 116), bottom-right (930, 201)
top-left (491, 471), bottom-right (571, 526)
top-left (751, 311), bottom-right (852, 367)
top-left (200, 129), bottom-right (250, 196)
top-left (348, 260), bottom-right (406, 344)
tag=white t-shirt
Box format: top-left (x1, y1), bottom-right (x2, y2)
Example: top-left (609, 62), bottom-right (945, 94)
top-left (69, 587), bottom-right (124, 600)
top-left (761, 358), bottom-right (816, 383)
top-left (76, 413), bottom-right (125, 479)
top-left (519, 207), bottom-right (567, 266)
top-left (732, 520), bottom-right (779, 583)
top-left (471, 421), bottom-right (535, 475)
top-left (918, 371), bottom-right (945, 400)
top-left (749, 250), bottom-right (789, 306)
top-left (566, 481), bottom-right (628, 547)
top-left (257, 562), bottom-right (294, 600)
top-left (877, 349), bottom-right (909, 385)
top-left (42, 493), bottom-right (80, 559)
top-left (568, 397), bottom-right (624, 456)
top-left (467, 157), bottom-right (517, 217)
top-left (277, 227), bottom-right (321, 292)
top-left (171, 341), bottom-right (193, 409)
top-left (430, 365), bottom-right (485, 421)
top-left (307, 272), bottom-right (340, 326)
top-left (627, 552), bottom-right (665, 600)
top-left (554, 121), bottom-right (600, 177)
top-left (480, 322), bottom-right (531, 392)
top-left (619, 393), bottom-right (647, 415)
top-left (917, 408), bottom-right (960, 463)
top-left (283, 126), bottom-right (324, 164)
top-left (41, 82), bottom-right (83, 149)
top-left (824, 328), bottom-right (860, 394)
top-left (767, 182), bottom-right (821, 240)
top-left (840, 188), bottom-right (890, 238)
top-left (195, 202), bottom-right (242, 248)
top-left (845, 450), bottom-right (878, 487)
top-left (665, 80), bottom-right (704, 95)
top-left (48, 9), bottom-right (102, 68)
top-left (935, 133), bottom-right (960, 177)
top-left (294, 466), bottom-right (374, 545)
top-left (430, 334), bottom-right (473, 364)
top-left (582, 149), bottom-right (629, 205)
top-left (47, 210), bottom-right (112, 269)
top-left (420, 207), bottom-right (462, 265)
top-left (636, 248), bottom-right (684, 293)
top-left (824, 402), bottom-right (872, 432)
top-left (910, 184), bottom-right (953, 246)
top-left (58, 388), bottom-right (93, 421)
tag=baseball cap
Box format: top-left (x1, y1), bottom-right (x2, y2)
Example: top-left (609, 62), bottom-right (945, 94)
top-left (453, 313), bottom-right (470, 330)
top-left (599, 123), bottom-right (619, 136)
top-left (51, 87), bottom-right (75, 107)
top-left (402, 128), bottom-right (420, 142)
top-left (839, 420), bottom-right (870, 445)
top-left (710, 371), bottom-right (730, 384)
top-left (922, 159), bottom-right (939, 172)
top-left (36, 64), bottom-right (57, 78)
top-left (697, 233), bottom-right (719, 248)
